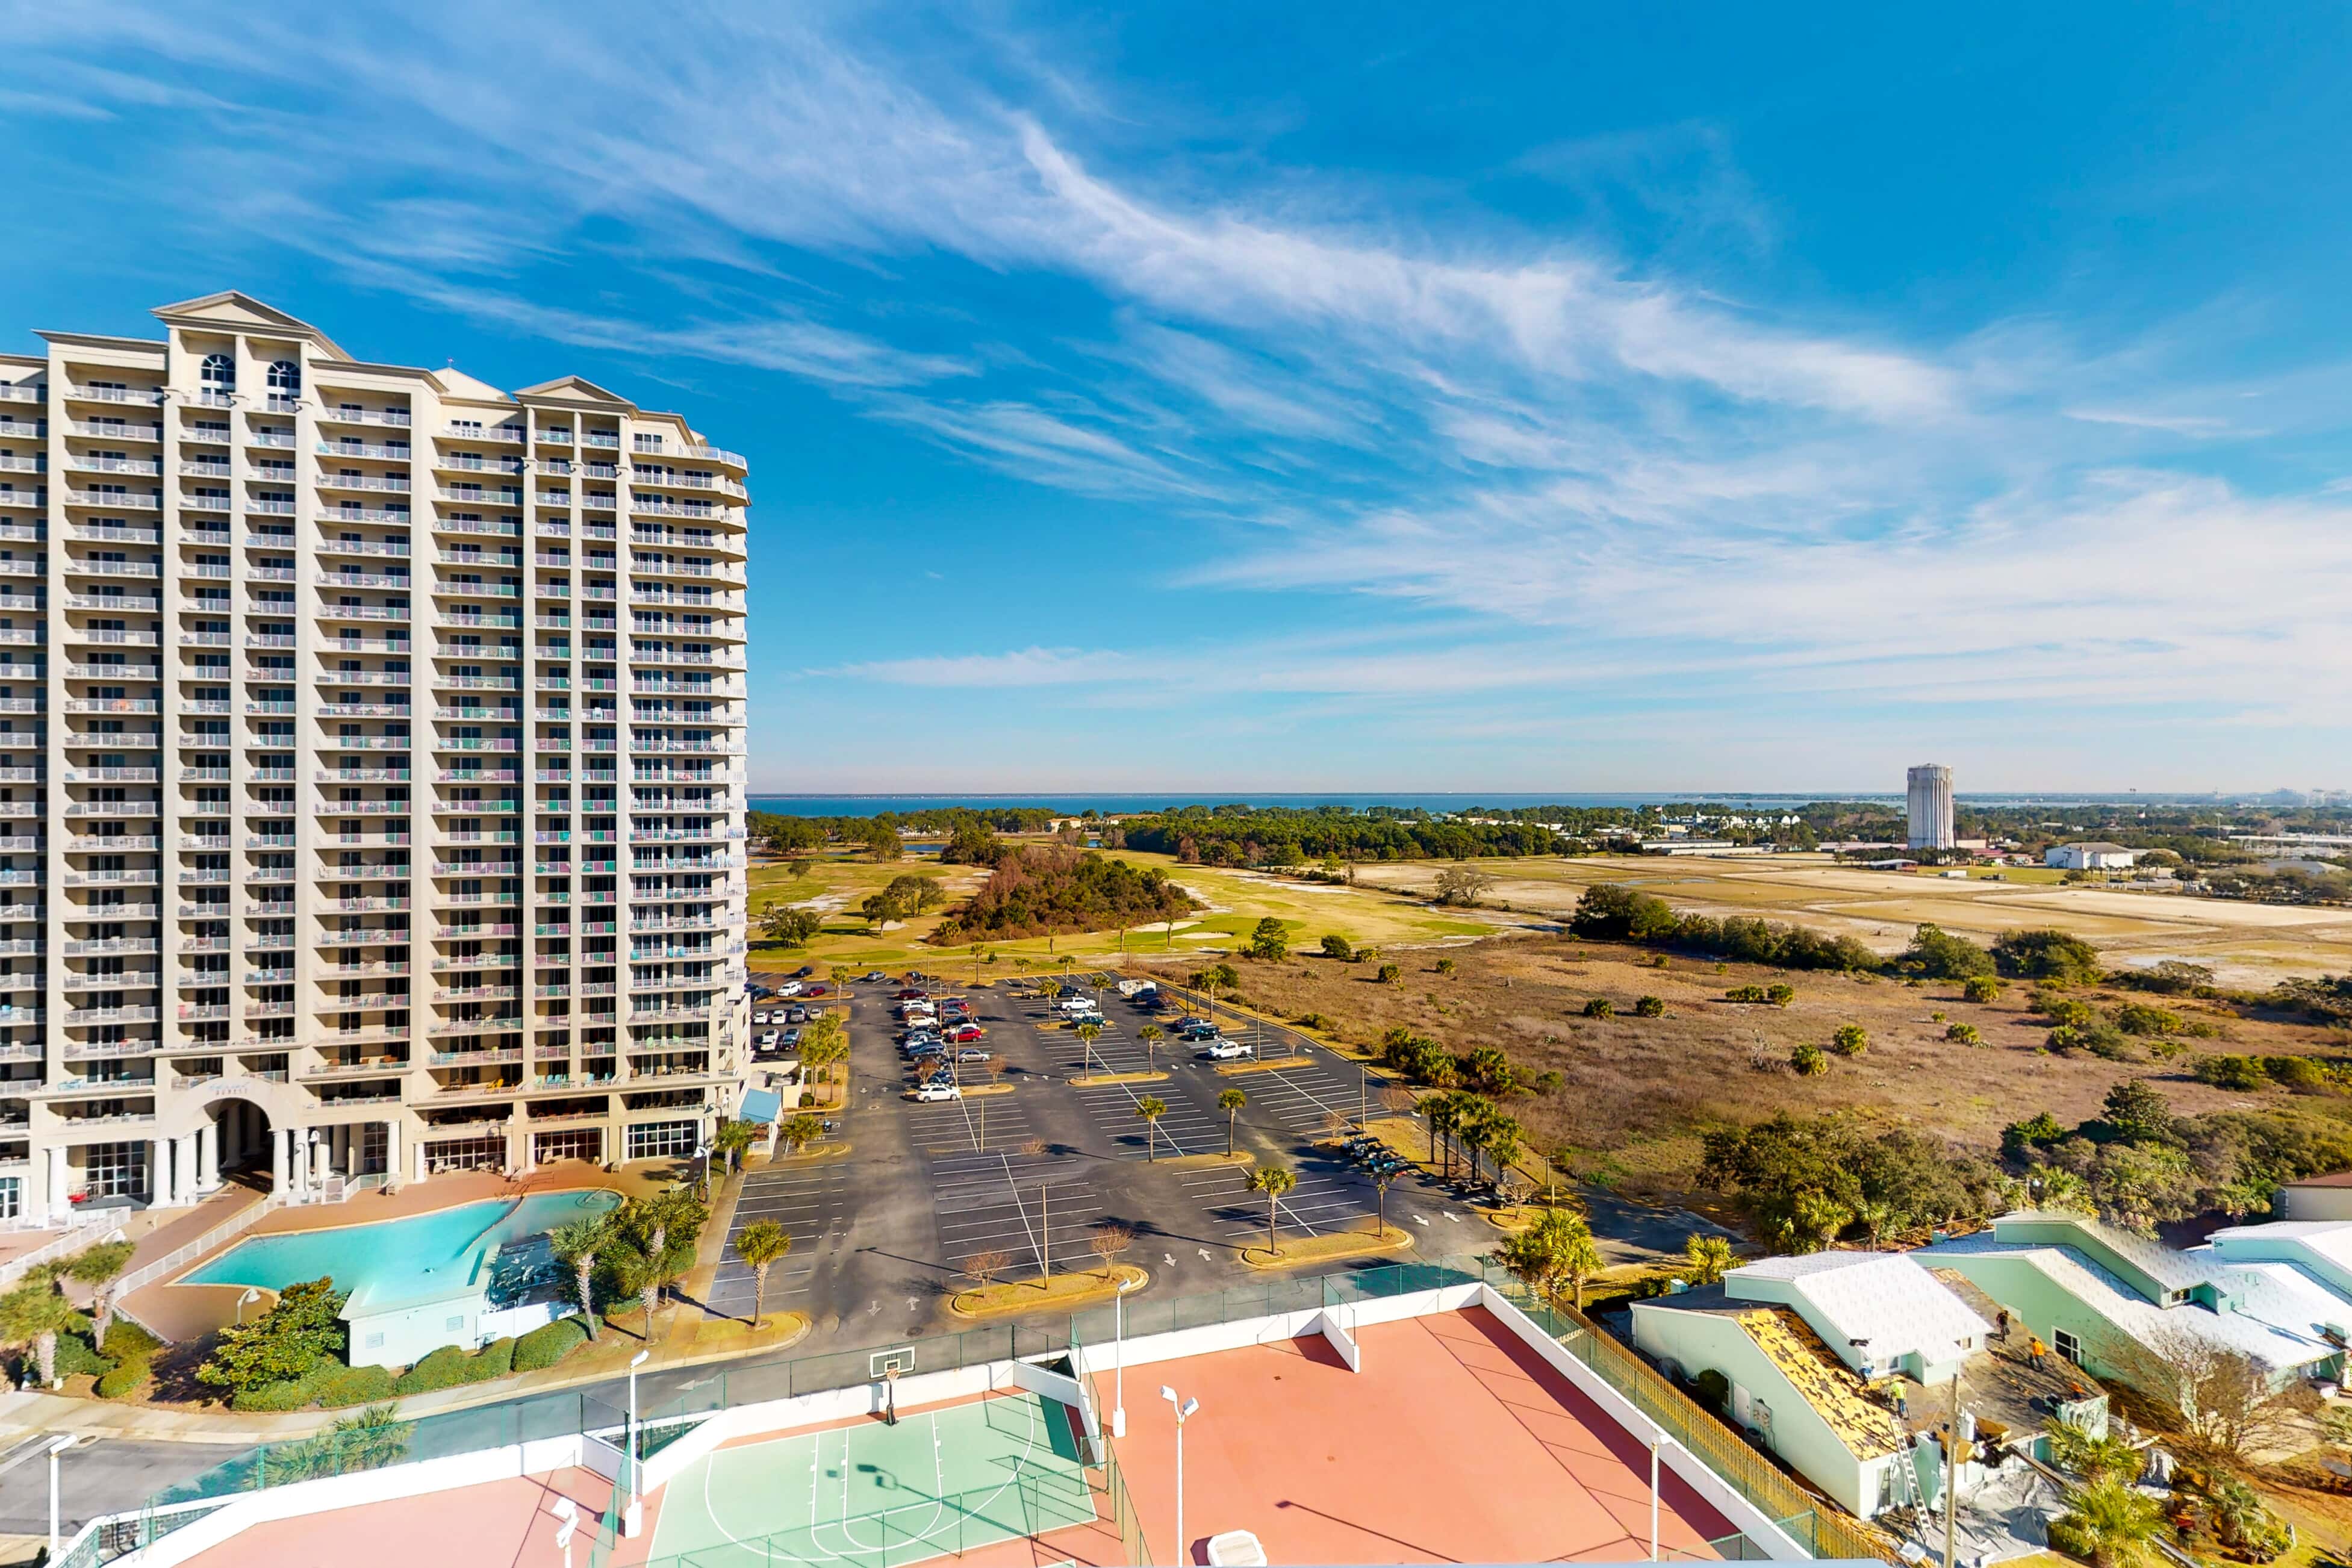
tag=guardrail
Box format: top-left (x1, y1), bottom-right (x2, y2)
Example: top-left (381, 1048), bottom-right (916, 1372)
top-left (113, 1192), bottom-right (275, 1311)
top-left (0, 1219), bottom-right (126, 1291)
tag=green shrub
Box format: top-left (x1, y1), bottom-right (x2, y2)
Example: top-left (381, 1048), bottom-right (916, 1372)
top-left (392, 1338), bottom-right (517, 1396)
top-left (1581, 997), bottom-right (1613, 1019)
top-left (513, 1315), bottom-right (591, 1373)
top-left (1945, 1022), bottom-right (1982, 1045)
top-left (1831, 1024), bottom-right (1868, 1057)
top-left (2263, 1055), bottom-right (2329, 1092)
top-left (232, 1370), bottom-right (325, 1411)
top-left (2194, 1054), bottom-right (2266, 1090)
top-left (1633, 995), bottom-right (1666, 1018)
top-left (53, 1331), bottom-right (110, 1381)
top-left (312, 1363), bottom-right (400, 1408)
top-left (1375, 963), bottom-right (1401, 984)
top-left (1691, 1368), bottom-right (1730, 1413)
top-left (2082, 1027), bottom-right (2138, 1062)
top-left (1725, 985), bottom-right (1770, 1003)
top-left (1318, 934), bottom-right (1353, 961)
top-left (1790, 1042), bottom-right (1829, 1076)
top-left (1764, 983), bottom-right (1794, 1006)
top-left (2030, 995), bottom-right (2095, 1027)
top-left (1961, 975), bottom-right (2004, 1004)
top-left (2113, 1003), bottom-right (2183, 1037)
top-left (95, 1359), bottom-right (149, 1399)
top-left (102, 1321), bottom-right (161, 1360)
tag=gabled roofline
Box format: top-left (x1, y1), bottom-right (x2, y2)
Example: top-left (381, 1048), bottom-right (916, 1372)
top-left (151, 291), bottom-right (353, 361)
top-left (514, 374), bottom-right (636, 408)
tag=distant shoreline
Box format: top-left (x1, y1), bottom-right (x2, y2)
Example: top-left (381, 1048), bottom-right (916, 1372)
top-left (745, 789), bottom-right (2286, 817)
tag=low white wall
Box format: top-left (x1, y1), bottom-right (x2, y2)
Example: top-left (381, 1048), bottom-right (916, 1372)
top-left (1472, 1284), bottom-right (1811, 1561)
top-left (1316, 1308), bottom-right (1361, 1373)
top-left (124, 1435), bottom-right (584, 1568)
top-left (1009, 1354), bottom-right (1103, 1458)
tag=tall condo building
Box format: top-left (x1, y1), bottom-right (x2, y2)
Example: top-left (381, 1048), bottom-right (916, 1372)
top-left (0, 292), bottom-right (750, 1225)
top-left (1905, 763), bottom-right (1955, 850)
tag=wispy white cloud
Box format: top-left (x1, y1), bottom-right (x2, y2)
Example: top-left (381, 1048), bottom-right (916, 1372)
top-left (7, 1), bottom-right (2346, 777)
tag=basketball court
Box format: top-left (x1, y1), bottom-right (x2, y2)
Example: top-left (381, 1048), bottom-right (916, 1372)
top-left (644, 1387), bottom-right (1099, 1568)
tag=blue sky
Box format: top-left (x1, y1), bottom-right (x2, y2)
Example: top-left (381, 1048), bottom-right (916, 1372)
top-left (6, 3), bottom-right (2350, 794)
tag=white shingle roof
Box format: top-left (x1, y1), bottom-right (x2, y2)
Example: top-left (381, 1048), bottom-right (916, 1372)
top-left (1727, 1251), bottom-right (1992, 1367)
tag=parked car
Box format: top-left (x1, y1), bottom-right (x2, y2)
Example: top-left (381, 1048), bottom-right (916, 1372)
top-left (1199, 1038), bottom-right (1251, 1060)
top-left (803, 984), bottom-right (829, 997)
top-left (913, 1081), bottom-right (962, 1101)
top-left (1174, 1018), bottom-right (1218, 1039)
top-left (862, 971), bottom-right (889, 983)
top-left (786, 1006), bottom-right (809, 1024)
top-left (954, 1047), bottom-right (991, 1063)
top-left (945, 1022), bottom-right (985, 1043)
top-left (775, 981), bottom-right (806, 998)
top-left (792, 965), bottom-right (815, 979)
top-left (780, 1028), bottom-right (803, 1048)
top-left (756, 1030), bottom-right (781, 1048)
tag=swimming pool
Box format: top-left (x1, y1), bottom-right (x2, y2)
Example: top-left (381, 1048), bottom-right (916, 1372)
top-left (182, 1189), bottom-right (622, 1304)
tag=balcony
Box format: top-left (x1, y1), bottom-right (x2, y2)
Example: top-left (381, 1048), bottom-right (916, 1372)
top-left (318, 407), bottom-right (413, 428)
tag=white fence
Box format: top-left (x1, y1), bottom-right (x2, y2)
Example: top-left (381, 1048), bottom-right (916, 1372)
top-left (0, 1222), bottom-right (126, 1292)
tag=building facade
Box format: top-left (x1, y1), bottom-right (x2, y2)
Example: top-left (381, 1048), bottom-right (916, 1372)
top-left (0, 292), bottom-right (750, 1225)
top-left (1904, 763), bottom-right (1953, 850)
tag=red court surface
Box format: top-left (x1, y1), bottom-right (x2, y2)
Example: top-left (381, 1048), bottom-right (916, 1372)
top-left (1094, 1307), bottom-right (1736, 1564)
top-left (180, 1465), bottom-right (617, 1568)
top-left (174, 1307), bottom-right (1741, 1567)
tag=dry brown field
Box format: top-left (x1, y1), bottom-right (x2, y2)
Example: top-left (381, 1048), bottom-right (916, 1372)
top-left (1345, 854), bottom-right (2352, 986)
top-left (1130, 935), bottom-right (2349, 1198)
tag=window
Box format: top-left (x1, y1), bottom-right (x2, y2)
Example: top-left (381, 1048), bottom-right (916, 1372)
top-left (266, 359), bottom-right (300, 393)
top-left (364, 1332), bottom-right (385, 1351)
top-left (444, 1316), bottom-right (464, 1333)
top-left (84, 1140), bottom-right (149, 1199)
top-left (199, 353), bottom-right (235, 391)
top-left (626, 1119), bottom-right (697, 1160)
top-left (2053, 1328), bottom-right (2083, 1366)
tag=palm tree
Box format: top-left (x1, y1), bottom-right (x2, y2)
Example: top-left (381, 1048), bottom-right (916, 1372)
top-left (1498, 1209), bottom-right (1604, 1314)
top-left (711, 1119), bottom-right (757, 1175)
top-left (0, 1282), bottom-right (78, 1389)
top-left (1249, 1165), bottom-right (1296, 1257)
top-left (1425, 1093), bottom-right (1460, 1173)
top-left (1684, 1233), bottom-right (1735, 1287)
top-left (1218, 1087), bottom-right (1247, 1155)
top-left (1137, 1024), bottom-right (1164, 1070)
top-left (551, 1215), bottom-right (609, 1341)
top-left (733, 1220), bottom-right (792, 1330)
top-left (1479, 1116), bottom-right (1523, 1193)
top-left (780, 1113), bottom-right (824, 1156)
top-left (1074, 1021), bottom-right (1103, 1072)
top-left (65, 1240), bottom-right (134, 1352)
top-left (1370, 1169), bottom-right (1395, 1237)
top-left (2049, 1477), bottom-right (2167, 1568)
top-left (1455, 1113), bottom-right (1492, 1190)
top-left (1134, 1096), bottom-right (1168, 1160)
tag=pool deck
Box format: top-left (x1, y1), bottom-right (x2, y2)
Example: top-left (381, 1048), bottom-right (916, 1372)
top-left (125, 1163), bottom-right (681, 1342)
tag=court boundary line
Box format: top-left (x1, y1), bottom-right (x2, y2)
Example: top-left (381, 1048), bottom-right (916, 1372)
top-left (686, 1390), bottom-right (1083, 1568)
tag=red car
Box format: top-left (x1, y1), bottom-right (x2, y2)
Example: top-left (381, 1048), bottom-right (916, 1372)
top-left (803, 983), bottom-right (829, 997)
top-left (945, 1022), bottom-right (985, 1043)
top-left (894, 988), bottom-right (929, 1001)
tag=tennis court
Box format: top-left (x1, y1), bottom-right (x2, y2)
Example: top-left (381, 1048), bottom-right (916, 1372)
top-left (645, 1390), bottom-right (1100, 1568)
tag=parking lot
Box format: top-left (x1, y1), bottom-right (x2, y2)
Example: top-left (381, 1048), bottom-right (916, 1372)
top-left (723, 966), bottom-right (1472, 1341)
top-left (706, 1157), bottom-right (852, 1319)
top-left (927, 1145), bottom-right (1108, 1278)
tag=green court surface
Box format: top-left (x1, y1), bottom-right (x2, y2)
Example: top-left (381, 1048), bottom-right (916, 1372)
top-left (646, 1391), bottom-right (1100, 1568)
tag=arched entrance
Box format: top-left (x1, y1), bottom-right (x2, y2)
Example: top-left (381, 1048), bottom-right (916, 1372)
top-left (210, 1096), bottom-right (273, 1183)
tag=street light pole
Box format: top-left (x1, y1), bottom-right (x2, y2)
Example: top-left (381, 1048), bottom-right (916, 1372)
top-left (1112, 1273), bottom-right (1140, 1437)
top-left (47, 1434), bottom-right (76, 1561)
top-left (625, 1348), bottom-right (650, 1536)
top-left (1160, 1386), bottom-right (1198, 1567)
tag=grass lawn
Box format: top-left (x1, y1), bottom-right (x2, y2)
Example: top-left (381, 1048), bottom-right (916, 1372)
top-left (742, 844), bottom-right (1507, 975)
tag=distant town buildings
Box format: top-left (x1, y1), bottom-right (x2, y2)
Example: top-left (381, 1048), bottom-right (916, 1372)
top-left (1905, 764), bottom-right (1955, 850)
top-left (2045, 842), bottom-right (2138, 871)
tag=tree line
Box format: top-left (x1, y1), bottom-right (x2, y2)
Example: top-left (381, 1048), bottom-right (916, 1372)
top-left (928, 845), bottom-right (1195, 945)
top-left (1118, 805), bottom-right (1569, 866)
